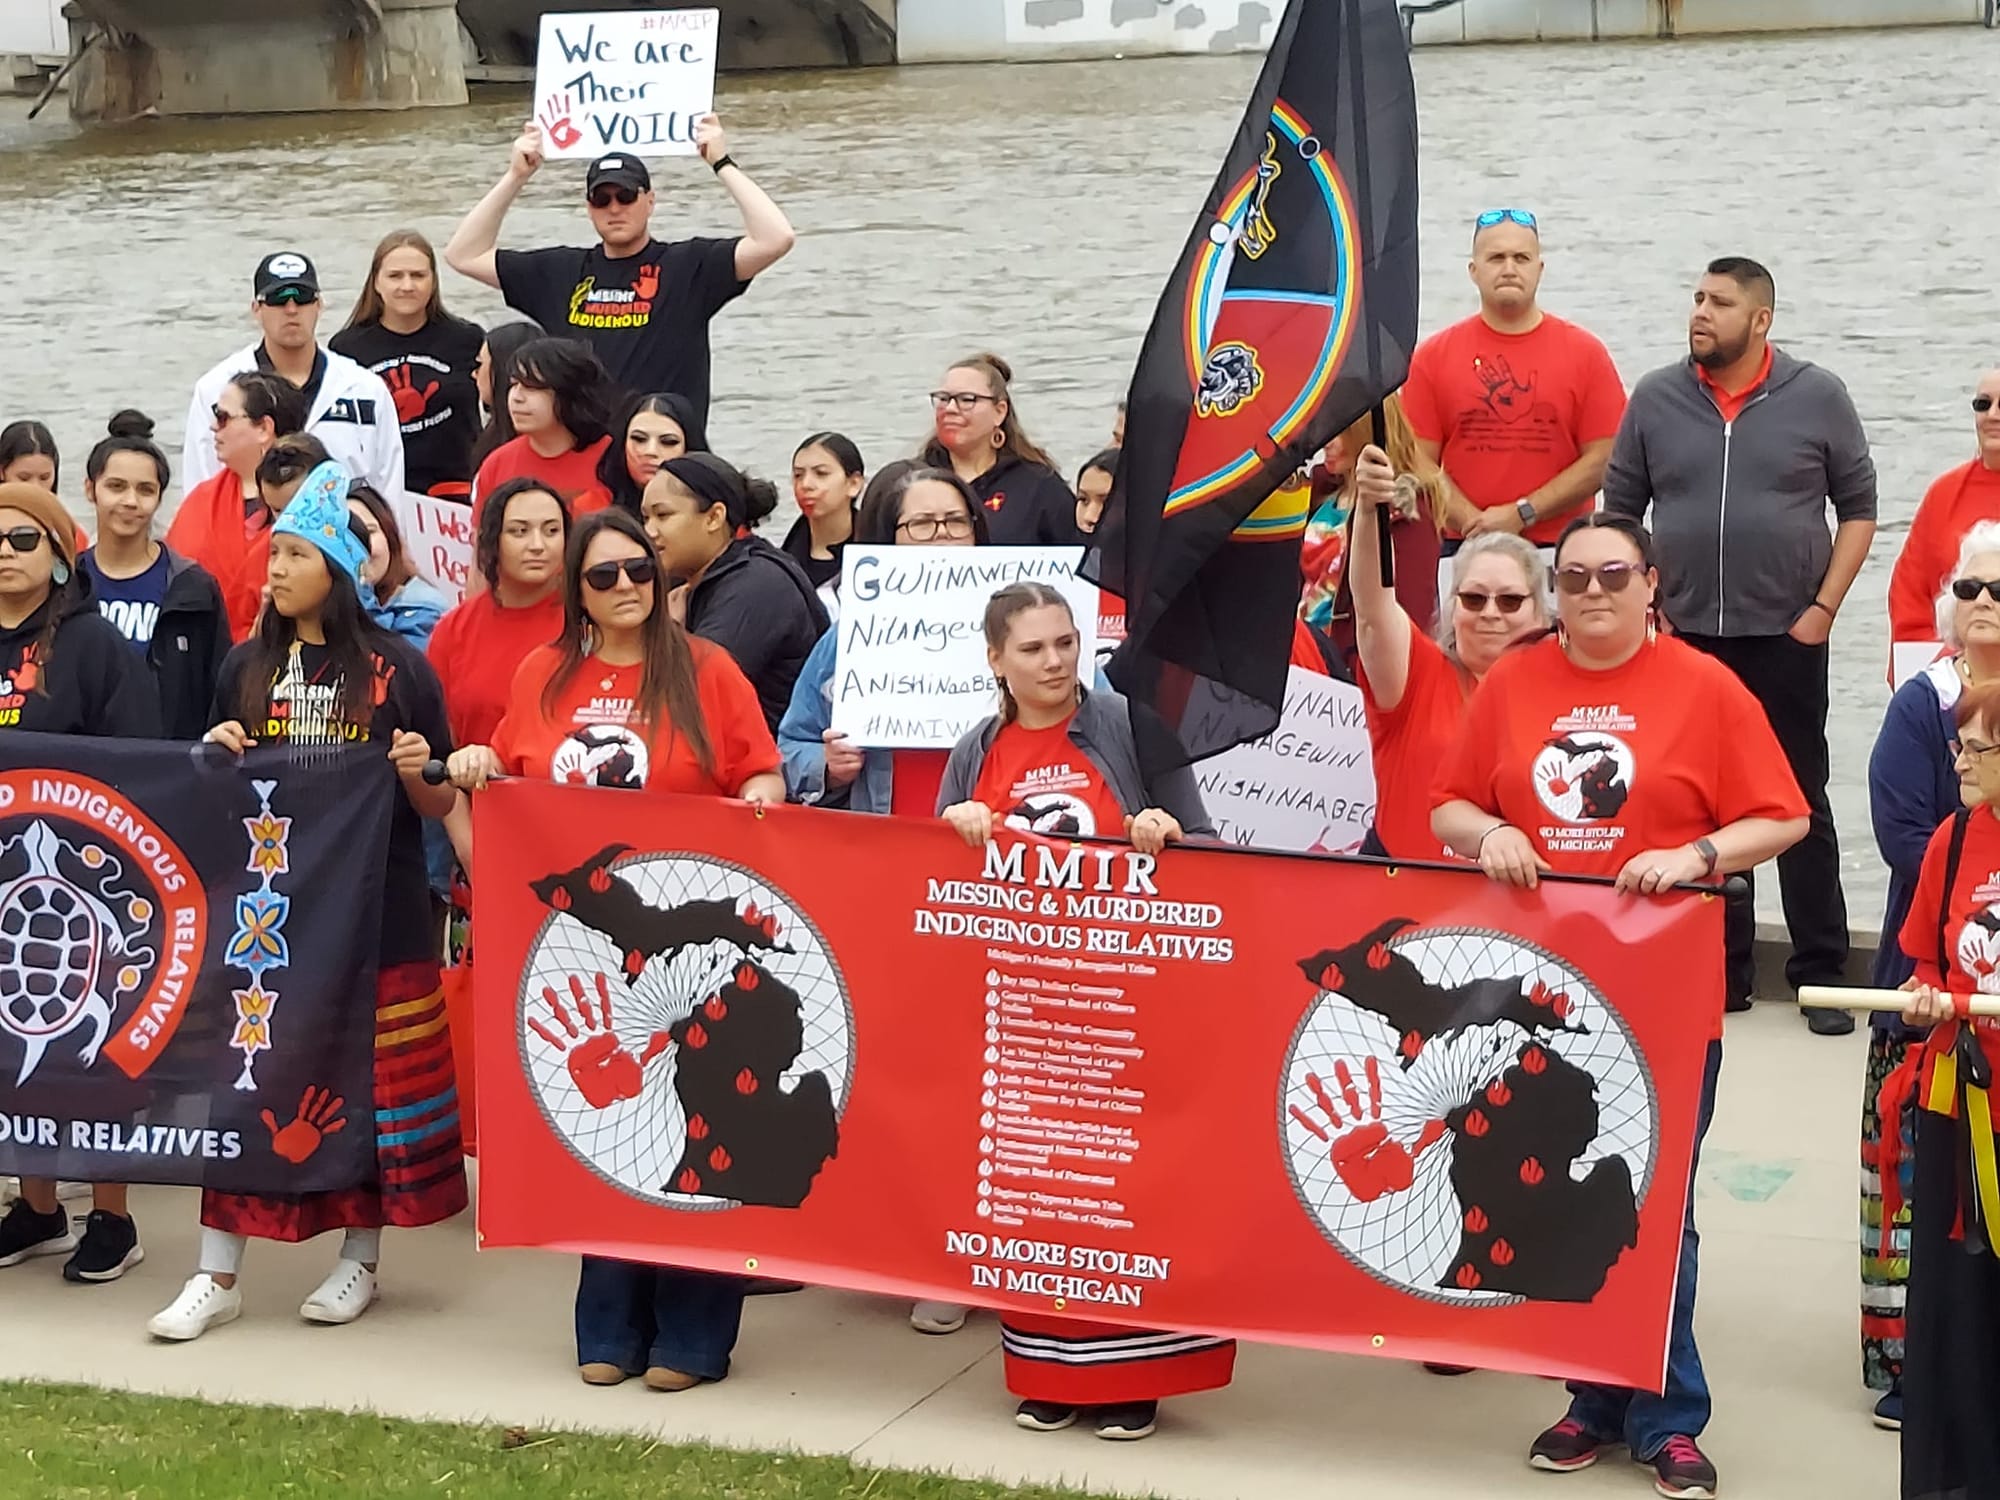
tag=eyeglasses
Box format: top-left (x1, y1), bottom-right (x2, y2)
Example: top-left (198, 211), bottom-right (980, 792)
top-left (1953, 737), bottom-right (2000, 761)
top-left (211, 405), bottom-right (251, 429)
top-left (1952, 577), bottom-right (2000, 602)
top-left (1554, 562), bottom-right (1641, 595)
top-left (589, 186), bottom-right (641, 209)
top-left (1457, 589), bottom-right (1533, 615)
top-left (1475, 208), bottom-right (1538, 230)
top-left (582, 555), bottom-right (659, 591)
top-left (0, 526), bottom-right (46, 555)
top-left (259, 288), bottom-right (317, 308)
top-left (930, 392), bottom-right (997, 412)
top-left (1975, 395), bottom-right (1997, 414)
top-left (896, 514), bottom-right (975, 542)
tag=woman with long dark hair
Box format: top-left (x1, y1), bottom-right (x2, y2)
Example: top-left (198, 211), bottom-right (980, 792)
top-left (783, 432), bottom-right (864, 602)
top-left (331, 230), bottom-right (486, 499)
top-left (77, 410), bottom-right (229, 740)
top-left (641, 453), bottom-right (827, 732)
top-left (598, 391), bottom-right (709, 516)
top-left (446, 508), bottom-right (781, 1393)
top-left (164, 371), bottom-right (311, 640)
top-left (147, 461), bottom-right (461, 1344)
top-left (0, 420), bottom-right (57, 491)
top-left (346, 483), bottom-right (448, 648)
top-left (0, 480), bottom-right (159, 1288)
top-left (471, 337), bottom-right (614, 522)
top-left (918, 353), bottom-right (1074, 546)
top-left (468, 319), bottom-right (545, 475)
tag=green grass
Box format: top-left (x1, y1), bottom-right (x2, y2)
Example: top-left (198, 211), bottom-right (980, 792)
top-left (0, 1382), bottom-right (1123, 1500)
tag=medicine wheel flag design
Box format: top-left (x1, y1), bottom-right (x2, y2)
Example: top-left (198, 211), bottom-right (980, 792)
top-left (1088, 0), bottom-right (1420, 761)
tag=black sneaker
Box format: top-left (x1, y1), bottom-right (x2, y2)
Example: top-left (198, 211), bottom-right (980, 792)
top-left (1092, 1401), bottom-right (1157, 1441)
top-left (1806, 1006), bottom-right (1856, 1036)
top-left (1872, 1387), bottom-right (1903, 1431)
top-left (1528, 1417), bottom-right (1615, 1472)
top-left (63, 1209), bottom-right (143, 1283)
top-left (0, 1199), bottom-right (75, 1267)
top-left (1644, 1435), bottom-right (1717, 1499)
top-left (1013, 1400), bottom-right (1078, 1432)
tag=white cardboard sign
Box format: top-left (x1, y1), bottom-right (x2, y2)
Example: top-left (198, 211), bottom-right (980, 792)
top-left (396, 492), bottom-right (474, 606)
top-left (1192, 666), bottom-right (1376, 854)
top-left (534, 10), bottom-right (719, 161)
top-left (830, 547), bottom-right (1100, 750)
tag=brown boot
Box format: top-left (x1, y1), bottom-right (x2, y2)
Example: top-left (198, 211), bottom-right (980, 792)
top-left (579, 1362), bottom-right (627, 1386)
top-left (644, 1366), bottom-right (703, 1392)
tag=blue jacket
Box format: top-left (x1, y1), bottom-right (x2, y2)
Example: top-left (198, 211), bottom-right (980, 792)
top-left (369, 575), bottom-right (449, 651)
top-left (779, 628), bottom-right (895, 815)
top-left (1867, 658), bottom-right (1962, 1029)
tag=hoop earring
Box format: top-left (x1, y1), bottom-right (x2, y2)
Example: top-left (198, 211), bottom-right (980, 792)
top-left (991, 429), bottom-right (1005, 450)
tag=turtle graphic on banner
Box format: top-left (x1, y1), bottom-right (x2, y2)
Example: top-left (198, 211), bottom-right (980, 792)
top-left (0, 735), bottom-right (393, 1193)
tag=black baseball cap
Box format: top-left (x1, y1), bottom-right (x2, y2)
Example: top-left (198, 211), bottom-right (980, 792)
top-left (585, 154), bottom-right (652, 196)
top-left (254, 251), bottom-right (320, 303)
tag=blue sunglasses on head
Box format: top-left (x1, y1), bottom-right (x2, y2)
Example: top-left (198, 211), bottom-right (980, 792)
top-left (1475, 208), bottom-right (1538, 230)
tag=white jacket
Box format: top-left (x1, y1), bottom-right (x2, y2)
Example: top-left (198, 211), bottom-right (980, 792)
top-left (183, 342), bottom-right (405, 497)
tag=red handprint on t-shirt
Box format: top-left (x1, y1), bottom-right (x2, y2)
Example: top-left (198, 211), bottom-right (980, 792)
top-left (538, 93), bottom-right (583, 151)
top-left (1289, 1055), bottom-right (1444, 1203)
top-left (632, 262), bottom-right (660, 301)
top-left (527, 971), bottom-right (671, 1110)
top-left (1473, 354), bottom-right (1535, 421)
top-left (385, 365), bottom-right (439, 425)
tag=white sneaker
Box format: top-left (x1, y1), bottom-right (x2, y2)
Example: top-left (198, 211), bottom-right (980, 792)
top-left (300, 1260), bottom-right (377, 1325)
top-left (148, 1274), bottom-right (243, 1341)
top-left (910, 1299), bottom-right (968, 1335)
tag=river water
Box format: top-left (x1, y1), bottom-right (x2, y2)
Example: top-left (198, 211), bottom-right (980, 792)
top-left (1, 25), bottom-right (1996, 926)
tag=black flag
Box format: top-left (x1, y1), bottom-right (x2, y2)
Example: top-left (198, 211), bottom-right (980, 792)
top-left (1087, 0), bottom-right (1419, 759)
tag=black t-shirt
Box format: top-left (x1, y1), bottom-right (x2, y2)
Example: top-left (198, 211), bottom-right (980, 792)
top-left (494, 237), bottom-right (747, 423)
top-left (781, 516), bottom-right (845, 593)
top-left (0, 600), bottom-right (160, 737)
top-left (214, 632), bottom-right (453, 966)
top-left (330, 314), bottom-right (486, 496)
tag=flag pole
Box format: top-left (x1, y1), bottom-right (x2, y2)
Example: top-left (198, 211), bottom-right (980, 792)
top-left (1369, 402), bottom-right (1394, 587)
top-left (1348, 1), bottom-right (1397, 590)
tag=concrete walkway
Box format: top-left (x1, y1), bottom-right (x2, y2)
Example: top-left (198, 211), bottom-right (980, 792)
top-left (3, 1002), bottom-right (1895, 1499)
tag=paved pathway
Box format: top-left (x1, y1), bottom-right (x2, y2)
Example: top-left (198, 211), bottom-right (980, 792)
top-left (3, 1003), bottom-right (1895, 1499)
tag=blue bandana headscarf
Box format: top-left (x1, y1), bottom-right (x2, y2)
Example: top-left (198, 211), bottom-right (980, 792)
top-left (269, 461), bottom-right (368, 586)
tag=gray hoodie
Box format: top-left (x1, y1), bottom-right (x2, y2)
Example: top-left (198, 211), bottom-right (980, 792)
top-left (937, 685), bottom-right (1215, 837)
top-left (1601, 347), bottom-right (1876, 637)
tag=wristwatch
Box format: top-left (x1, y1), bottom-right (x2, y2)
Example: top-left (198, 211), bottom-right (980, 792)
top-left (1694, 838), bottom-right (1719, 877)
top-left (1514, 499), bottom-right (1536, 527)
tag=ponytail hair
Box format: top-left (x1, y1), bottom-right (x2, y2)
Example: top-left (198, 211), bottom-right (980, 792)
top-left (982, 581), bottom-right (1075, 725)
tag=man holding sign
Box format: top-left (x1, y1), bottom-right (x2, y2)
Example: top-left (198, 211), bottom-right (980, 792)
top-left (445, 79), bottom-right (793, 428)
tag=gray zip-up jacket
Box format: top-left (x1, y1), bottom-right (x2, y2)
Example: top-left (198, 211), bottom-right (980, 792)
top-left (1601, 347), bottom-right (1876, 637)
top-left (937, 685), bottom-right (1215, 837)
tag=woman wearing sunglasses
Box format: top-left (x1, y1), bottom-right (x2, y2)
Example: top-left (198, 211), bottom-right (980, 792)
top-left (149, 461), bottom-right (461, 1344)
top-left (471, 337), bottom-right (615, 527)
top-left (1888, 370), bottom-right (2000, 650)
top-left (598, 391), bottom-right (709, 517)
top-left (1433, 513), bottom-right (1808, 1500)
top-left (446, 508), bottom-right (781, 1393)
top-left (1859, 521), bottom-right (2000, 1431)
top-left (0, 480), bottom-right (160, 1287)
top-left (165, 372), bottom-right (311, 640)
top-left (1347, 441), bottom-right (1546, 860)
top-left (918, 353), bottom-right (1075, 547)
top-left (641, 453), bottom-right (828, 734)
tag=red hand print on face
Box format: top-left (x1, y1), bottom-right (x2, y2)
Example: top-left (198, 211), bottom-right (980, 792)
top-left (261, 1085), bottom-right (347, 1164)
top-left (525, 971), bottom-right (670, 1110)
top-left (1288, 1056), bottom-right (1441, 1203)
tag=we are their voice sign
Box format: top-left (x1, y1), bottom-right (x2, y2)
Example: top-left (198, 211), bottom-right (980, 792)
top-left (535, 9), bottom-right (719, 160)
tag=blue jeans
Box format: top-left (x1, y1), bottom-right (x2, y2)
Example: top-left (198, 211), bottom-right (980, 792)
top-left (1565, 1039), bottom-right (1723, 1459)
top-left (574, 1256), bottom-right (745, 1381)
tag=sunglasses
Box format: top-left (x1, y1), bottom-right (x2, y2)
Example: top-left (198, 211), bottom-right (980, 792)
top-left (259, 288), bottom-right (317, 307)
top-left (0, 526), bottom-right (46, 555)
top-left (1555, 562), bottom-right (1641, 595)
top-left (582, 555), bottom-right (659, 591)
top-left (930, 391), bottom-right (998, 412)
top-left (1457, 588), bottom-right (1533, 616)
top-left (589, 186), bottom-right (641, 209)
top-left (1952, 577), bottom-right (2000, 602)
top-left (1975, 395), bottom-right (1997, 414)
top-left (211, 404), bottom-right (250, 429)
top-left (1475, 208), bottom-right (1538, 230)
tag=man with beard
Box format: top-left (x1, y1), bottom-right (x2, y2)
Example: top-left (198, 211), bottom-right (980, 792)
top-left (1602, 256), bottom-right (1877, 1035)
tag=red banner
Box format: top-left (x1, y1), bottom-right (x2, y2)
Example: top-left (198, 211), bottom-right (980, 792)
top-left (472, 784), bottom-right (1719, 1391)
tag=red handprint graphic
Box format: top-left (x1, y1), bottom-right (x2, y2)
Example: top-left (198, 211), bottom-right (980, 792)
top-left (539, 93), bottom-right (582, 151)
top-left (527, 971), bottom-right (670, 1110)
top-left (633, 263), bottom-right (660, 301)
top-left (1289, 1055), bottom-right (1444, 1203)
top-left (262, 1086), bottom-right (347, 1165)
top-left (385, 365), bottom-right (439, 424)
top-left (1473, 353), bottom-right (1535, 421)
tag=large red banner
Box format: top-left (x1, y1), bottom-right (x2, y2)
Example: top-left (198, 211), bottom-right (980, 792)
top-left (473, 784), bottom-right (1719, 1391)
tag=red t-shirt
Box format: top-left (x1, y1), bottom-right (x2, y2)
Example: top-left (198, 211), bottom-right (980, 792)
top-left (491, 639), bottom-right (779, 794)
top-left (1889, 460), bottom-right (2000, 644)
top-left (472, 435), bottom-right (613, 527)
top-left (1401, 312), bottom-right (1627, 543)
top-left (1694, 342), bottom-right (1774, 425)
top-left (972, 718), bottom-right (1127, 838)
top-left (425, 587), bottom-right (564, 749)
top-left (1898, 810), bottom-right (2000, 1082)
top-left (1359, 628), bottom-right (1469, 860)
top-left (164, 469), bottom-right (270, 641)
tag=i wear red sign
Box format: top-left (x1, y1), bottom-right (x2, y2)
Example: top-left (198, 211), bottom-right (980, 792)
top-left (472, 785), bottom-right (1719, 1391)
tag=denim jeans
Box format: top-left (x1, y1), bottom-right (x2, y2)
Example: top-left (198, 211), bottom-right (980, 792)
top-left (574, 1255), bottom-right (745, 1381)
top-left (1565, 1039), bottom-right (1723, 1459)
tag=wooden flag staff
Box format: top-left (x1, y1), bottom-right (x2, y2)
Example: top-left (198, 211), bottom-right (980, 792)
top-left (1798, 985), bottom-right (2000, 1018)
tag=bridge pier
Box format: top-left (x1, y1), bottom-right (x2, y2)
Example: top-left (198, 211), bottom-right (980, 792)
top-left (65, 0), bottom-right (467, 121)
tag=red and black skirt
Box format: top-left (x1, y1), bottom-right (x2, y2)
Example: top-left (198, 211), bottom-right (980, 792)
top-left (1001, 1314), bottom-right (1235, 1407)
